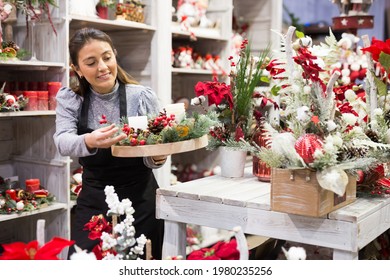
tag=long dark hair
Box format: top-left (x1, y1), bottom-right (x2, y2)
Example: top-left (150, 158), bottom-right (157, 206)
top-left (69, 27), bottom-right (138, 96)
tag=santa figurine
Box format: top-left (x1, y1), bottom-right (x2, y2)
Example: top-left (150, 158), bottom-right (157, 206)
top-left (203, 53), bottom-right (216, 70)
top-left (0, 1), bottom-right (13, 46)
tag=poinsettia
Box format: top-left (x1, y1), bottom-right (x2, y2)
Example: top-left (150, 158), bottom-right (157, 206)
top-left (0, 237), bottom-right (74, 260)
top-left (194, 77), bottom-right (233, 108)
top-left (187, 238), bottom-right (239, 260)
top-left (83, 214), bottom-right (112, 240)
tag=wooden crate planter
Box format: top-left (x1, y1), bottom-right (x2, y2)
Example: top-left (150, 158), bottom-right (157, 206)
top-left (271, 168), bottom-right (356, 217)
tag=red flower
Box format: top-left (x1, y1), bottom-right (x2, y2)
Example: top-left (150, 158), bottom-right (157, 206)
top-left (83, 214), bottom-right (112, 240)
top-left (361, 37), bottom-right (390, 62)
top-left (266, 59), bottom-right (286, 78)
top-left (338, 102), bottom-right (359, 117)
top-left (187, 238), bottom-right (239, 260)
top-left (293, 47), bottom-right (326, 91)
top-left (0, 237), bottom-right (74, 260)
top-left (194, 77), bottom-right (233, 109)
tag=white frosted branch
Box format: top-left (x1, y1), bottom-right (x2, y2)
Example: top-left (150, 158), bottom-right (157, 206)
top-left (362, 34), bottom-right (377, 120)
top-left (285, 26), bottom-right (297, 81)
top-left (327, 71), bottom-right (340, 120)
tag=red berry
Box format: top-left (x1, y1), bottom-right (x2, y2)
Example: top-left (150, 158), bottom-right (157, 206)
top-left (139, 140), bottom-right (146, 145)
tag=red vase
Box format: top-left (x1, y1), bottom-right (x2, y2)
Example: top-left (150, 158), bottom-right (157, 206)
top-left (252, 130), bottom-right (271, 182)
top-left (96, 5), bottom-right (108, 19)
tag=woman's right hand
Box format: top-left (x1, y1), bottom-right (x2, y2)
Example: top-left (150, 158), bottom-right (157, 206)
top-left (84, 124), bottom-right (127, 149)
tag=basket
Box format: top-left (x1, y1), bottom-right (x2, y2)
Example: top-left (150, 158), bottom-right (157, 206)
top-left (270, 168), bottom-right (356, 217)
top-left (116, 1), bottom-right (145, 23)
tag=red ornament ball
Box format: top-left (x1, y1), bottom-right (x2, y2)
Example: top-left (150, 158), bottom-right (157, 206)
top-left (294, 134), bottom-right (323, 164)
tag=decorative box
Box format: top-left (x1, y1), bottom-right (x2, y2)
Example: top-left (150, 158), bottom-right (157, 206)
top-left (111, 134), bottom-right (208, 157)
top-left (270, 168), bottom-right (356, 217)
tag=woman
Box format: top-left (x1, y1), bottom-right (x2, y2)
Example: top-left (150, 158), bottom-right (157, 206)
top-left (53, 27), bottom-right (166, 259)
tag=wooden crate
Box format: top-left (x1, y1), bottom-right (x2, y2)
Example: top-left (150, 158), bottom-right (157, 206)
top-left (271, 168), bottom-right (356, 217)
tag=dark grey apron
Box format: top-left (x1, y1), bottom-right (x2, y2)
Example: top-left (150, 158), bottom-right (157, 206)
top-left (68, 81), bottom-right (163, 259)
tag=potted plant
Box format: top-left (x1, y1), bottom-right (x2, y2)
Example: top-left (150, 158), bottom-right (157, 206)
top-left (96, 0), bottom-right (116, 19)
top-left (191, 39), bottom-right (270, 177)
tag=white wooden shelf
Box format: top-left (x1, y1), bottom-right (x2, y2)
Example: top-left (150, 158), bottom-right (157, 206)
top-left (171, 23), bottom-right (227, 41)
top-left (0, 60), bottom-right (65, 71)
top-left (0, 111), bottom-right (56, 118)
top-left (0, 202), bottom-right (68, 222)
top-left (69, 15), bottom-right (156, 32)
top-left (172, 68), bottom-right (224, 75)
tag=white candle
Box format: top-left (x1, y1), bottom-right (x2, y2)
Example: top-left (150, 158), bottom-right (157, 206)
top-left (164, 103), bottom-right (186, 122)
top-left (127, 116), bottom-right (148, 130)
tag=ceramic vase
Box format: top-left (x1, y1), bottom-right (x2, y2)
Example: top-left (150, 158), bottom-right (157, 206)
top-left (219, 147), bottom-right (247, 178)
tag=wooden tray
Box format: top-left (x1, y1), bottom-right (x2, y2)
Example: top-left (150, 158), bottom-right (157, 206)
top-left (111, 135), bottom-right (208, 157)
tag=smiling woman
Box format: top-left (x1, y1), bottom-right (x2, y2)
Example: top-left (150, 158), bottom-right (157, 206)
top-left (53, 27), bottom-right (165, 260)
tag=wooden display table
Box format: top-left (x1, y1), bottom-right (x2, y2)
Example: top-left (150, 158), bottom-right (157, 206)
top-left (156, 168), bottom-right (390, 260)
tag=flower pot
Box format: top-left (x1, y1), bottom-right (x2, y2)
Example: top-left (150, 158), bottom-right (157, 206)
top-left (96, 5), bottom-right (108, 19)
top-left (219, 147), bottom-right (247, 178)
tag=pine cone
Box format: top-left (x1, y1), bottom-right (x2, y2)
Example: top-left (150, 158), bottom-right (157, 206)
top-left (2, 41), bottom-right (19, 51)
top-left (338, 146), bottom-right (368, 161)
top-left (366, 129), bottom-right (379, 143)
top-left (384, 110), bottom-right (390, 124)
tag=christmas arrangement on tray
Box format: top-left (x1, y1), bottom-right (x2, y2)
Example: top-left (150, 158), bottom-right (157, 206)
top-left (247, 25), bottom-right (390, 216)
top-left (106, 103), bottom-right (218, 157)
top-left (0, 176), bottom-right (54, 215)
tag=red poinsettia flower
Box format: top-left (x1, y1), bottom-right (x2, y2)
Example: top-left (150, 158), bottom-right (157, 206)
top-left (83, 214), bottom-right (112, 240)
top-left (213, 238), bottom-right (240, 260)
top-left (293, 47), bottom-right (326, 91)
top-left (194, 77), bottom-right (233, 109)
top-left (361, 37), bottom-right (390, 62)
top-left (338, 102), bottom-right (359, 117)
top-left (0, 237), bottom-right (74, 260)
top-left (266, 59), bottom-right (286, 78)
top-left (187, 238), bottom-right (239, 260)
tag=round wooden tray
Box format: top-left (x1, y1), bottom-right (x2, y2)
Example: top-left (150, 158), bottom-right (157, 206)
top-left (111, 134), bottom-right (209, 157)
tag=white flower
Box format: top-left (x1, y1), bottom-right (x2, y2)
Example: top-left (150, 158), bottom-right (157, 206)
top-left (190, 95), bottom-right (206, 106)
top-left (70, 245), bottom-right (97, 260)
top-left (0, 199), bottom-right (5, 207)
top-left (342, 113), bottom-right (357, 126)
top-left (296, 106), bottom-right (310, 122)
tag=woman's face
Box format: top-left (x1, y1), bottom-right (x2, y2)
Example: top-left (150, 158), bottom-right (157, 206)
top-left (75, 39), bottom-right (118, 94)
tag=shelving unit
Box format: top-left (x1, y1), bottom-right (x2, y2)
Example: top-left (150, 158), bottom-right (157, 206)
top-left (0, 0), bottom-right (282, 258)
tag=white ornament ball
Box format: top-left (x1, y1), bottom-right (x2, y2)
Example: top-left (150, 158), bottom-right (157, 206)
top-left (16, 201), bottom-right (24, 211)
